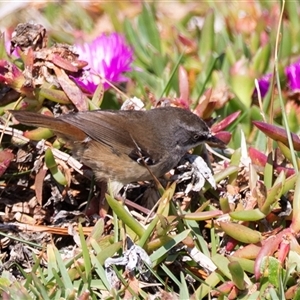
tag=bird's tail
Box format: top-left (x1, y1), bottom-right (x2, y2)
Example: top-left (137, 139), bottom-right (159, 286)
top-left (9, 110), bottom-right (87, 141)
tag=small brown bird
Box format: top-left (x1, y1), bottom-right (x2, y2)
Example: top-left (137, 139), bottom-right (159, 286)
top-left (10, 107), bottom-right (225, 195)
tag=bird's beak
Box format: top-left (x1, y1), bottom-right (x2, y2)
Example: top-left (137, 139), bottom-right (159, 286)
top-left (206, 134), bottom-right (227, 149)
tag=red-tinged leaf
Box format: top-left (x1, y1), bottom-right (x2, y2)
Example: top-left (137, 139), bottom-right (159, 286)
top-left (277, 240), bottom-right (290, 264)
top-left (123, 275), bottom-right (139, 300)
top-left (226, 237), bottom-right (238, 252)
top-left (21, 47), bottom-right (34, 70)
top-left (254, 228), bottom-right (291, 280)
top-left (51, 55), bottom-right (79, 72)
top-left (233, 243), bottom-right (261, 259)
top-left (214, 131), bottom-right (231, 144)
top-left (11, 98), bottom-right (39, 111)
top-left (289, 234), bottom-right (300, 253)
top-left (253, 121), bottom-right (300, 150)
top-left (249, 147), bottom-right (267, 167)
top-left (76, 60), bottom-right (88, 69)
top-left (211, 111), bottom-right (241, 132)
top-left (0, 59), bottom-right (25, 91)
top-left (0, 149), bottom-right (14, 177)
top-left (23, 127), bottom-right (54, 141)
top-left (178, 65), bottom-right (190, 105)
top-left (249, 147), bottom-right (295, 176)
top-left (202, 93), bottom-right (218, 120)
top-left (178, 34), bottom-right (197, 51)
top-left (202, 101), bottom-right (218, 119)
top-left (194, 88), bottom-right (212, 118)
top-left (77, 291), bottom-right (90, 300)
top-left (286, 285), bottom-right (298, 300)
top-left (228, 286), bottom-right (239, 300)
top-left (254, 237), bottom-right (277, 280)
top-left (275, 166), bottom-right (295, 177)
top-left (53, 66), bottom-right (88, 111)
top-left (173, 98), bottom-right (190, 109)
top-left (39, 107), bottom-right (54, 117)
top-left (211, 281), bottom-right (235, 296)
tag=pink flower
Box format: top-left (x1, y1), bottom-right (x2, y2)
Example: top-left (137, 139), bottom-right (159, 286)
top-left (4, 32), bottom-right (19, 57)
top-left (285, 60), bottom-right (300, 91)
top-left (255, 73), bottom-right (272, 98)
top-left (73, 33), bottom-right (133, 93)
top-left (255, 59), bottom-right (300, 97)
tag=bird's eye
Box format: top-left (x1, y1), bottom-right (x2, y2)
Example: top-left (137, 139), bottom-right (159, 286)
top-left (192, 134), bottom-right (200, 141)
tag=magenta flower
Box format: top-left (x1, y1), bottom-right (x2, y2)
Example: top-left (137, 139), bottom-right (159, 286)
top-left (285, 60), bottom-right (300, 91)
top-left (255, 59), bottom-right (300, 98)
top-left (73, 33), bottom-right (133, 93)
top-left (255, 73), bottom-right (272, 98)
top-left (3, 31), bottom-right (19, 57)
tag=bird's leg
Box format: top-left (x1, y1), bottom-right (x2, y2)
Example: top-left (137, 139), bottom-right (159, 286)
top-left (98, 181), bottom-right (109, 217)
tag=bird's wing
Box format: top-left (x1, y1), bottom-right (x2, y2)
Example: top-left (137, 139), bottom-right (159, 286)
top-left (61, 110), bottom-right (161, 164)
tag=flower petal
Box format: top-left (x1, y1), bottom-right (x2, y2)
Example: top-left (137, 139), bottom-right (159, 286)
top-left (73, 33), bottom-right (133, 93)
top-left (286, 60), bottom-right (300, 91)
